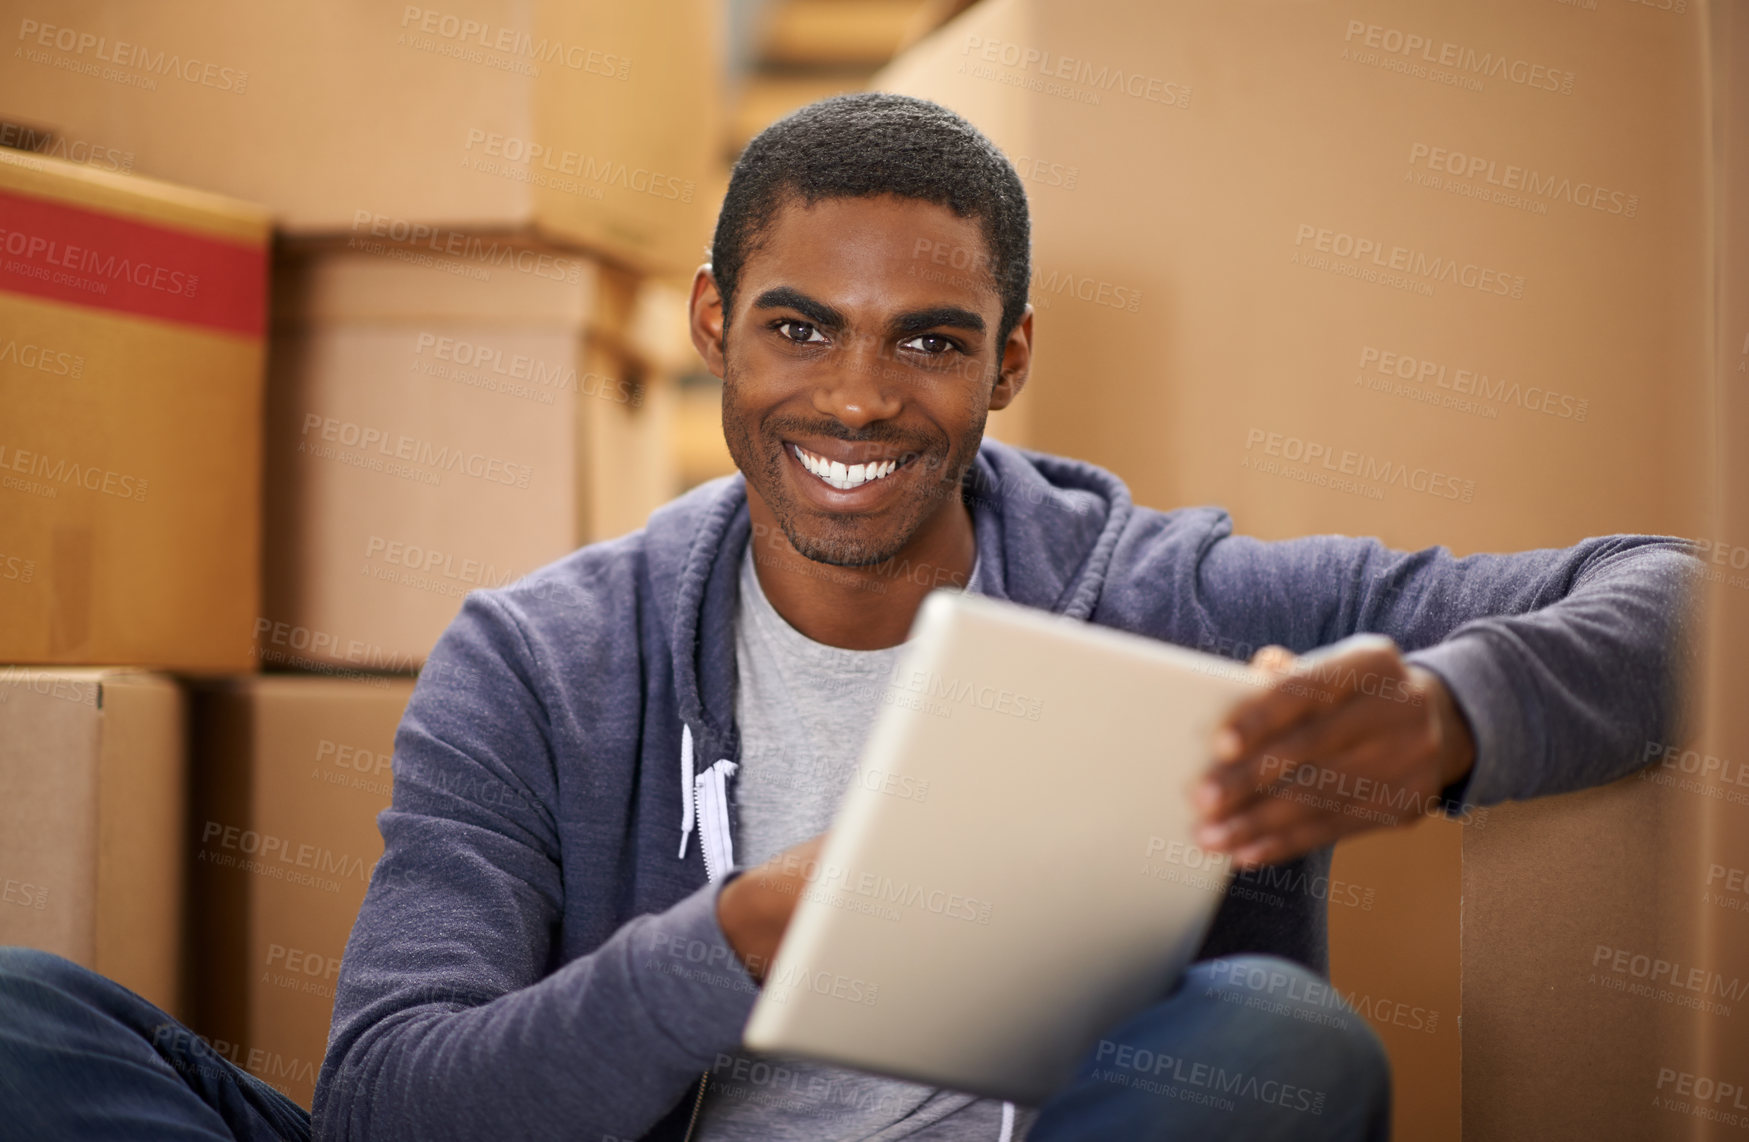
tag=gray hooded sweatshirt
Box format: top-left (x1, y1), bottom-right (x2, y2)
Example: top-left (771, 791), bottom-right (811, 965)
top-left (311, 439), bottom-right (1698, 1142)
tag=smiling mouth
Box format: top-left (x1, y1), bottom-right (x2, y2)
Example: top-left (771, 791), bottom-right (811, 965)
top-left (790, 442), bottom-right (911, 492)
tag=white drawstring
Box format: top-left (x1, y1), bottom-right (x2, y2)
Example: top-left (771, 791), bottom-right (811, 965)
top-left (682, 719), bottom-right (998, 1131)
top-left (998, 1100), bottom-right (1014, 1141)
top-left (677, 723), bottom-right (696, 859)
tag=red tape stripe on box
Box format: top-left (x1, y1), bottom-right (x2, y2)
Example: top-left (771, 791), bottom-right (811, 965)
top-left (0, 188), bottom-right (265, 337)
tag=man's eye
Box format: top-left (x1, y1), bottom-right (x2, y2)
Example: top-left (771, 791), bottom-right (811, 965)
top-left (900, 334), bottom-right (956, 355)
top-left (776, 320), bottom-right (827, 344)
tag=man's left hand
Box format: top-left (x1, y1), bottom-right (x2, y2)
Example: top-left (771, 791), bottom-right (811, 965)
top-left (1190, 635), bottom-right (1477, 869)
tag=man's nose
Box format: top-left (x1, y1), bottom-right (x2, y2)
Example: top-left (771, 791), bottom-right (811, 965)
top-left (813, 337), bottom-right (901, 429)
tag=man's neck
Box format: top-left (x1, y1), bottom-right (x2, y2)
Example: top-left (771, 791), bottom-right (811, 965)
top-left (746, 502), bottom-right (977, 651)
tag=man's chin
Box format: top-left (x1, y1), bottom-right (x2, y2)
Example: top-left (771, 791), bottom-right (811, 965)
top-left (784, 526), bottom-right (906, 569)
top-left (765, 504), bottom-right (908, 568)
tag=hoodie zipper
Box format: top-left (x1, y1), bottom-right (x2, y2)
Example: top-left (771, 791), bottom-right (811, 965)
top-left (681, 1072), bottom-right (709, 1142)
top-left (681, 755), bottom-right (736, 1141)
top-left (693, 760), bottom-right (737, 883)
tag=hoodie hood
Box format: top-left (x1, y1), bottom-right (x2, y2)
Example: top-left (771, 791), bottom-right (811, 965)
top-left (643, 438), bottom-right (1133, 873)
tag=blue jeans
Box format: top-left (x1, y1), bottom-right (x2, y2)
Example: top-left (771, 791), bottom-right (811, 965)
top-left (0, 947), bottom-right (1389, 1140)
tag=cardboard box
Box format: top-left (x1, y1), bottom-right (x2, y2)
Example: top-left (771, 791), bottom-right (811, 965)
top-left (878, 2), bottom-right (1726, 1137)
top-left (185, 675), bottom-right (415, 1109)
top-left (1462, 5), bottom-right (1749, 1139)
top-left (0, 668), bottom-right (185, 1017)
top-left (0, 150), bottom-right (269, 671)
top-left (260, 239), bottom-right (677, 671)
top-left (0, 1), bottom-right (721, 276)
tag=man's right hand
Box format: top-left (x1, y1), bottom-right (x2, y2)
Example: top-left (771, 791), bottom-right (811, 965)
top-left (715, 833), bottom-right (826, 982)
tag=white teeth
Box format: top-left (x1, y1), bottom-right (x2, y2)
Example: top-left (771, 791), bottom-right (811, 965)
top-left (794, 445), bottom-right (902, 491)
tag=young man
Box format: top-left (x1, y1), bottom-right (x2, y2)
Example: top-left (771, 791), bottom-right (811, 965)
top-left (0, 94), bottom-right (1698, 1142)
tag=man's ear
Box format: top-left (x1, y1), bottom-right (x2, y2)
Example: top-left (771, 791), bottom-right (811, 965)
top-left (988, 304), bottom-right (1033, 412)
top-left (688, 265), bottom-right (727, 380)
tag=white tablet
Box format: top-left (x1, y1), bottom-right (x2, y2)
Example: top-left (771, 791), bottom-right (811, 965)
top-left (741, 589), bottom-right (1265, 1104)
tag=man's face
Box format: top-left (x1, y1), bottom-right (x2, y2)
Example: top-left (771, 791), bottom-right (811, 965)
top-left (691, 194), bottom-right (1030, 567)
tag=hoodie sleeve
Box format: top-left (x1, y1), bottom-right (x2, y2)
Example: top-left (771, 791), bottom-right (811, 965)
top-left (1184, 522), bottom-right (1704, 812)
top-left (311, 591), bottom-right (758, 1142)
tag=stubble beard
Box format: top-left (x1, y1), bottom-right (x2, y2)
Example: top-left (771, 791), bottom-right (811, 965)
top-left (720, 359), bottom-right (987, 568)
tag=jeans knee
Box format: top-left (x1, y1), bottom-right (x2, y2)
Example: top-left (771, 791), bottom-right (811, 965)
top-left (0, 945), bottom-right (91, 996)
top-left (0, 945), bottom-right (147, 1036)
top-left (1192, 954), bottom-right (1391, 1093)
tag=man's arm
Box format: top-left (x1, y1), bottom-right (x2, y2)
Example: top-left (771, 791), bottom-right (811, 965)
top-left (312, 592), bottom-right (757, 1142)
top-left (1177, 527), bottom-right (1703, 862)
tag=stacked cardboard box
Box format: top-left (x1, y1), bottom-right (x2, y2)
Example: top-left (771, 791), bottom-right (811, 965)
top-left (877, 1), bottom-right (1733, 1137)
top-left (3, 2), bottom-right (708, 1113)
top-left (0, 149), bottom-right (270, 670)
top-left (185, 676), bottom-right (415, 1110)
top-left (259, 244), bottom-right (680, 671)
top-left (0, 669), bottom-right (186, 1016)
top-left (206, 243), bottom-right (682, 1086)
top-left (0, 148), bottom-right (269, 1021)
top-left (0, 0), bottom-right (722, 277)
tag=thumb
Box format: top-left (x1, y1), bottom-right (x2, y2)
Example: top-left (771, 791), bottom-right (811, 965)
top-left (1248, 644), bottom-right (1298, 676)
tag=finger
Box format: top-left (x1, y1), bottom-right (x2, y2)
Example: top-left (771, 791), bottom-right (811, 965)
top-left (1212, 636), bottom-right (1405, 764)
top-left (1205, 725), bottom-right (1433, 850)
top-left (1205, 684), bottom-right (1428, 821)
top-left (1201, 694), bottom-right (1386, 819)
top-left (1196, 781), bottom-right (1316, 853)
top-left (1229, 805), bottom-right (1378, 870)
top-left (1250, 644), bottom-right (1298, 674)
top-left (1224, 811), bottom-right (1371, 863)
top-left (1207, 646), bottom-right (1294, 762)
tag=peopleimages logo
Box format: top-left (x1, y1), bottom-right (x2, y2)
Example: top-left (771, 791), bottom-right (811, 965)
top-left (1357, 346), bottom-right (1589, 421)
top-left (0, 122), bottom-right (133, 172)
top-left (1407, 143), bottom-right (1638, 218)
top-left (0, 224), bottom-right (201, 298)
top-left (348, 211), bottom-right (587, 284)
top-left (16, 18), bottom-right (250, 93)
top-left (960, 35), bottom-right (1191, 109)
top-left (412, 332), bottom-right (642, 407)
top-left (463, 130), bottom-right (693, 202)
top-left (297, 413), bottom-right (534, 489)
top-left (0, 443), bottom-right (149, 502)
top-left (197, 820), bottom-right (369, 885)
top-left (363, 534), bottom-right (520, 591)
top-left (889, 666), bottom-right (1044, 720)
top-left (1243, 428), bottom-right (1477, 503)
top-left (1341, 19), bottom-right (1575, 95)
top-left (398, 5), bottom-right (629, 79)
top-left (0, 337), bottom-right (84, 379)
top-left (1293, 223), bottom-right (1526, 299)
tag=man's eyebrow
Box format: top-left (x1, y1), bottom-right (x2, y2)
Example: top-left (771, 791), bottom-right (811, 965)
top-left (750, 287), bottom-right (845, 331)
top-left (891, 306), bottom-right (986, 336)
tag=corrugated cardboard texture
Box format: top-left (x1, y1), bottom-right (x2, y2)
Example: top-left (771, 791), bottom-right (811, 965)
top-left (0, 151), bottom-right (268, 671)
top-left (186, 675), bottom-right (415, 1110)
top-left (0, 668), bottom-right (184, 1016)
top-left (261, 243), bottom-right (592, 670)
top-left (877, 1), bottom-right (1719, 1137)
top-left (1687, 5), bottom-right (1749, 1140)
top-left (1462, 3), bottom-right (1746, 1138)
top-left (0, 1), bottom-right (720, 275)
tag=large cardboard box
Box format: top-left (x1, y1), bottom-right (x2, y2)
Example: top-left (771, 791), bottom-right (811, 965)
top-left (0, 1), bottom-right (721, 276)
top-left (1461, 7), bottom-right (1749, 1140)
top-left (260, 240), bottom-right (678, 672)
top-left (0, 149), bottom-right (269, 671)
top-left (0, 668), bottom-right (185, 1017)
top-left (878, 1), bottom-right (1725, 1137)
top-left (186, 675), bottom-right (416, 1109)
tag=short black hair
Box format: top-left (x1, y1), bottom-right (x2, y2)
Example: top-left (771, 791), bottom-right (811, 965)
top-left (710, 92), bottom-right (1031, 346)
